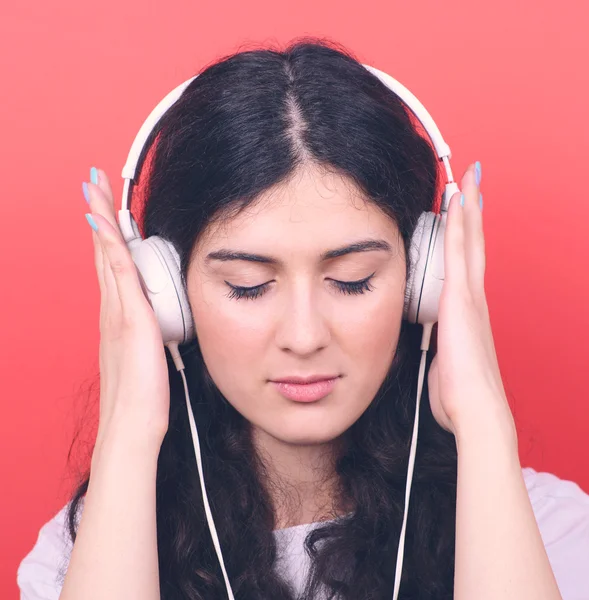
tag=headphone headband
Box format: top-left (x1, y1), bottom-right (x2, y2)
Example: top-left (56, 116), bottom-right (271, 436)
top-left (119, 63), bottom-right (457, 243)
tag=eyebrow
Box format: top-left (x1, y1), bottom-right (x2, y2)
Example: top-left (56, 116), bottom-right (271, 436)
top-left (205, 239), bottom-right (393, 265)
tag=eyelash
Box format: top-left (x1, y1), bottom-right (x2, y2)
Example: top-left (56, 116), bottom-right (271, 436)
top-left (225, 273), bottom-right (376, 301)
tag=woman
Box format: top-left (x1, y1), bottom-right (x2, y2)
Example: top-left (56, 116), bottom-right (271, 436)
top-left (17, 39), bottom-right (589, 600)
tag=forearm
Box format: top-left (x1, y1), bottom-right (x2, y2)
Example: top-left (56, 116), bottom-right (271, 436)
top-left (59, 415), bottom-right (163, 600)
top-left (453, 402), bottom-right (562, 600)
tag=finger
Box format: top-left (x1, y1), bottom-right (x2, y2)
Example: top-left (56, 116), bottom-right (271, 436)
top-left (95, 168), bottom-right (118, 217)
top-left (86, 169), bottom-right (118, 232)
top-left (85, 214), bottom-right (118, 332)
top-left (88, 178), bottom-right (126, 322)
top-left (443, 189), bottom-right (468, 288)
top-left (88, 212), bottom-right (151, 324)
top-left (84, 169), bottom-right (124, 324)
top-left (459, 163), bottom-right (486, 294)
top-left (89, 222), bottom-right (106, 297)
top-left (84, 182), bottom-right (107, 300)
top-left (101, 227), bottom-right (118, 326)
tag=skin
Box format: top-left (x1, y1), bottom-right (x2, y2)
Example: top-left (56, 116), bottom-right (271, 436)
top-left (186, 165), bottom-right (407, 524)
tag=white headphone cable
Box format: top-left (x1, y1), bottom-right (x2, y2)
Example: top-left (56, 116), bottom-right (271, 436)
top-left (392, 321), bottom-right (434, 600)
top-left (166, 341), bottom-right (236, 600)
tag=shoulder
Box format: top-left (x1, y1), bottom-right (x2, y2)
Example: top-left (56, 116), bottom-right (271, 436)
top-left (17, 499), bottom-right (82, 600)
top-left (522, 467), bottom-right (589, 599)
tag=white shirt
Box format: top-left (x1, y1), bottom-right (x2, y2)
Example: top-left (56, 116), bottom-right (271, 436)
top-left (17, 467), bottom-right (589, 599)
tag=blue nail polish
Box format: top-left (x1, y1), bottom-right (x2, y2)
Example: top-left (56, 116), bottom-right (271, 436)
top-left (85, 213), bottom-right (98, 232)
top-left (82, 181), bottom-right (89, 203)
top-left (475, 161), bottom-right (482, 186)
top-left (90, 167), bottom-right (98, 185)
top-left (479, 193), bottom-right (483, 211)
top-left (460, 193), bottom-right (465, 207)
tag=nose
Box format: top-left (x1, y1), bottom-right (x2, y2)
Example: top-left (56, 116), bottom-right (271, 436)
top-left (274, 283), bottom-right (331, 357)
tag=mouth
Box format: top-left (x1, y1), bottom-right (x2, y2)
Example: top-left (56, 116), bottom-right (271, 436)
top-left (269, 375), bottom-right (341, 403)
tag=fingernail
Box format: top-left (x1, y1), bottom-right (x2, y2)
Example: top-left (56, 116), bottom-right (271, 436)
top-left (82, 181), bottom-right (90, 203)
top-left (475, 161), bottom-right (482, 186)
top-left (460, 193), bottom-right (465, 207)
top-left (90, 167), bottom-right (99, 185)
top-left (479, 192), bottom-right (483, 211)
top-left (85, 213), bottom-right (98, 232)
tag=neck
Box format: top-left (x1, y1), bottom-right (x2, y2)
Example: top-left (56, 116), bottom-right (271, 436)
top-left (251, 426), bottom-right (348, 530)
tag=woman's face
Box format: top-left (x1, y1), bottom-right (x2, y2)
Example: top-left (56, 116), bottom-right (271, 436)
top-left (187, 165), bottom-right (406, 447)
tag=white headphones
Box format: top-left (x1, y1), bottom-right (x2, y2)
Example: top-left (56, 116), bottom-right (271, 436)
top-left (116, 63), bottom-right (461, 600)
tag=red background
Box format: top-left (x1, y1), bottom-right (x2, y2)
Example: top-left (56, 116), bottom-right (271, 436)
top-left (1, 0), bottom-right (588, 597)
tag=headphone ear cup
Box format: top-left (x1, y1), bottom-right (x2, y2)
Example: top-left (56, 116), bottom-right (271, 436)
top-left (404, 211), bottom-right (445, 325)
top-left (128, 236), bottom-right (196, 345)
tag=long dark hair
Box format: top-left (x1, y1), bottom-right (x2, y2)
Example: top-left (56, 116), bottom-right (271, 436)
top-left (66, 38), bottom-right (458, 599)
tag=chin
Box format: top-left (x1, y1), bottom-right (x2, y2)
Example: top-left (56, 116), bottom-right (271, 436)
top-left (281, 433), bottom-right (338, 446)
top-left (267, 420), bottom-right (350, 447)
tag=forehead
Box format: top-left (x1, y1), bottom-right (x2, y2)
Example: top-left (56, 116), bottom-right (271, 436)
top-left (194, 166), bottom-right (401, 257)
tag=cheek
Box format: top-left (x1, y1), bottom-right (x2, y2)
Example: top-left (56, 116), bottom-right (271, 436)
top-left (336, 279), bottom-right (405, 367)
top-left (189, 290), bottom-right (269, 394)
top-left (331, 281), bottom-right (405, 423)
top-left (356, 300), bottom-right (401, 358)
top-left (345, 308), bottom-right (402, 408)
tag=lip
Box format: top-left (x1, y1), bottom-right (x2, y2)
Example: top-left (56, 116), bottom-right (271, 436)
top-left (270, 375), bottom-right (340, 403)
top-left (271, 374), bottom-right (340, 384)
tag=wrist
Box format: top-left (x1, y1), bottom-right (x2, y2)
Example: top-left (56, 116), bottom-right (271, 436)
top-left (453, 394), bottom-right (518, 453)
top-left (94, 409), bottom-right (165, 468)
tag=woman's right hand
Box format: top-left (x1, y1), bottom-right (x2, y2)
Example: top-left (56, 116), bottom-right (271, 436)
top-left (84, 167), bottom-right (170, 452)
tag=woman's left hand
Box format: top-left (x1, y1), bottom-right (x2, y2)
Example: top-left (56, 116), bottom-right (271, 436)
top-left (427, 162), bottom-right (516, 440)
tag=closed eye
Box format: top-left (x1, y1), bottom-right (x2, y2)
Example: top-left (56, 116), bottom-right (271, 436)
top-left (224, 280), bottom-right (274, 300)
top-left (328, 272), bottom-right (375, 295)
top-left (224, 273), bottom-right (376, 301)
